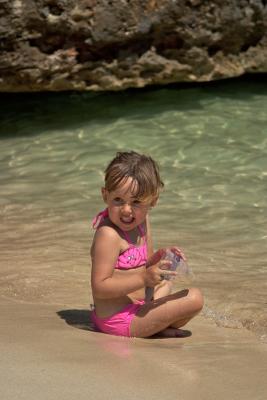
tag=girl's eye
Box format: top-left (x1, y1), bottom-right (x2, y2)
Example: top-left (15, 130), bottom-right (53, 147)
top-left (132, 200), bottom-right (143, 208)
top-left (113, 198), bottom-right (123, 205)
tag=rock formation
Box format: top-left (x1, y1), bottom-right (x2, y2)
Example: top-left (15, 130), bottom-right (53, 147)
top-left (0, 0), bottom-right (267, 92)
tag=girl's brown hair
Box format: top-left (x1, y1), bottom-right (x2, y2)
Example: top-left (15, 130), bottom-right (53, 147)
top-left (104, 151), bottom-right (164, 202)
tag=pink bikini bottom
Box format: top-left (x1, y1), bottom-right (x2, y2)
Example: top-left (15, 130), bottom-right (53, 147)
top-left (91, 300), bottom-right (145, 337)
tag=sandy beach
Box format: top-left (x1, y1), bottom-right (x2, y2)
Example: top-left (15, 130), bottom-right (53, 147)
top-left (1, 296), bottom-right (266, 400)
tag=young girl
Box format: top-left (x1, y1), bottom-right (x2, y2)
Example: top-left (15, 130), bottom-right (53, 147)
top-left (90, 151), bottom-right (203, 338)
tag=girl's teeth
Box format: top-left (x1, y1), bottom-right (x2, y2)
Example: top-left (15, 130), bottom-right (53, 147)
top-left (121, 217), bottom-right (134, 223)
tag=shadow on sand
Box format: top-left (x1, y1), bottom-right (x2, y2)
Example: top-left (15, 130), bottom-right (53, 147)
top-left (57, 309), bottom-right (192, 339)
top-left (57, 309), bottom-right (96, 332)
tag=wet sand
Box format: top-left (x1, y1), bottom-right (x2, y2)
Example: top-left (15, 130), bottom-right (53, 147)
top-left (1, 296), bottom-right (266, 400)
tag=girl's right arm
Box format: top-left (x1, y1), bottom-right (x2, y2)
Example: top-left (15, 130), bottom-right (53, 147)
top-left (91, 226), bottom-right (147, 299)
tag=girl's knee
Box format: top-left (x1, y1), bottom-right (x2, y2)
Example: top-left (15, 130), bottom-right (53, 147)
top-left (188, 287), bottom-right (204, 312)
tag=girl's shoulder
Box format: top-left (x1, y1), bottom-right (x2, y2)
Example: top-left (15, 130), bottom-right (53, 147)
top-left (94, 221), bottom-right (129, 250)
top-left (91, 223), bottom-right (122, 258)
top-left (95, 221), bottom-right (121, 240)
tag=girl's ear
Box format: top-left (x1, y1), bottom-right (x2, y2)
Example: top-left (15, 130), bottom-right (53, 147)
top-left (101, 187), bottom-right (108, 203)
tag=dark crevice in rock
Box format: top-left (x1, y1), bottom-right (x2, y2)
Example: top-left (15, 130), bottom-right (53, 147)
top-left (44, 0), bottom-right (66, 15)
top-left (154, 33), bottom-right (185, 56)
top-left (75, 34), bottom-right (186, 64)
top-left (28, 34), bottom-right (66, 55)
top-left (0, 38), bottom-right (15, 52)
top-left (207, 22), bottom-right (266, 57)
top-left (48, 5), bottom-right (64, 16)
top-left (76, 36), bottom-right (154, 63)
top-left (208, 32), bottom-right (264, 57)
top-left (207, 45), bottom-right (221, 57)
top-left (76, 26), bottom-right (265, 64)
top-left (240, 34), bottom-right (265, 52)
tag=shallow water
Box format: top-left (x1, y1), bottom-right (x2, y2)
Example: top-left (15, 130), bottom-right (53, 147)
top-left (0, 77), bottom-right (266, 342)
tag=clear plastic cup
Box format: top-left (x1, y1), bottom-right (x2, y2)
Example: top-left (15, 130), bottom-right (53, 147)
top-left (161, 249), bottom-right (194, 281)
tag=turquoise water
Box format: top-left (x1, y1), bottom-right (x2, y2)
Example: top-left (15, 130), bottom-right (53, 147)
top-left (0, 78), bottom-right (266, 341)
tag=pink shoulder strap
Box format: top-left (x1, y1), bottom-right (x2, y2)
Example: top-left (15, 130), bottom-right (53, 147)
top-left (138, 224), bottom-right (145, 237)
top-left (92, 208), bottom-right (109, 229)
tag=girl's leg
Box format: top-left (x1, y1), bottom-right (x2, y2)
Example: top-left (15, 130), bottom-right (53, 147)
top-left (130, 287), bottom-right (204, 338)
top-left (153, 279), bottom-right (173, 299)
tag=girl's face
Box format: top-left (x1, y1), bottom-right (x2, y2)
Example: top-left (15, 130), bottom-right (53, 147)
top-left (102, 177), bottom-right (156, 231)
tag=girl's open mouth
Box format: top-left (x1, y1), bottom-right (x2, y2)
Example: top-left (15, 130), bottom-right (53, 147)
top-left (120, 216), bottom-right (135, 224)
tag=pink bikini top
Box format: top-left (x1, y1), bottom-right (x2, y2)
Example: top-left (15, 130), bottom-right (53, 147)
top-left (92, 209), bottom-right (147, 270)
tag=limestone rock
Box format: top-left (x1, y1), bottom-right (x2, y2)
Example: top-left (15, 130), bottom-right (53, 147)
top-left (0, 0), bottom-right (267, 92)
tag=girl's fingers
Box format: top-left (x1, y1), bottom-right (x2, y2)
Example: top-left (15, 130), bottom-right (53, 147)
top-left (159, 260), bottom-right (172, 270)
top-left (147, 247), bottom-right (187, 269)
top-left (160, 270), bottom-right (177, 279)
top-left (169, 246), bottom-right (186, 261)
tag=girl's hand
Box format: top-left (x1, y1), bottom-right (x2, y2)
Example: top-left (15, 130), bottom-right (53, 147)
top-left (145, 249), bottom-right (178, 287)
top-left (144, 246), bottom-right (186, 286)
top-left (167, 246), bottom-right (186, 261)
top-left (144, 260), bottom-right (177, 287)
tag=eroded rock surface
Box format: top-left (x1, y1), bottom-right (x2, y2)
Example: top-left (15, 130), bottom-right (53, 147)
top-left (0, 0), bottom-right (267, 92)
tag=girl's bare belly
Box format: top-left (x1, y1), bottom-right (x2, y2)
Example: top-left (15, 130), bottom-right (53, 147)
top-left (93, 266), bottom-right (146, 318)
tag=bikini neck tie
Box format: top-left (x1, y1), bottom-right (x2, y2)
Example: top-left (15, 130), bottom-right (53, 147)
top-left (92, 208), bottom-right (109, 229)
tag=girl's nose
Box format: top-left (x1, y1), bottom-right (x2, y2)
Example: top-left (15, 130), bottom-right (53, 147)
top-left (121, 202), bottom-right (132, 213)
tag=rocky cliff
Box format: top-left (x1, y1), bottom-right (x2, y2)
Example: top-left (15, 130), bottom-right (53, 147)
top-left (0, 0), bottom-right (267, 92)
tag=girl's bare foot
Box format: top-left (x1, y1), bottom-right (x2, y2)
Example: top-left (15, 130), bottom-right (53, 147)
top-left (150, 327), bottom-right (192, 338)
